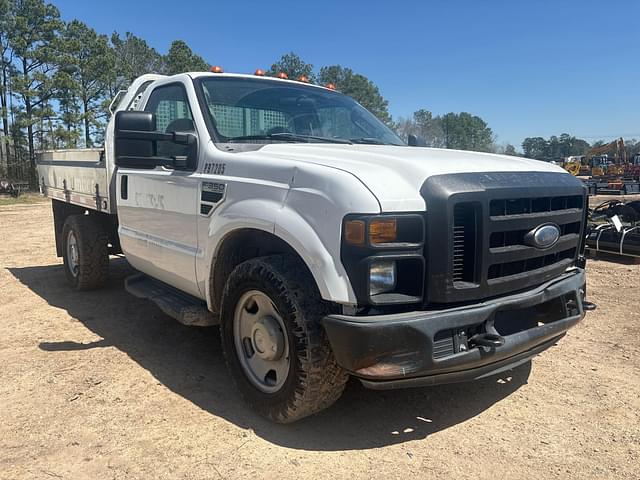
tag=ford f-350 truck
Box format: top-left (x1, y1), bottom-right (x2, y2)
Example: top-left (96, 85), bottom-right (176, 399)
top-left (37, 70), bottom-right (593, 423)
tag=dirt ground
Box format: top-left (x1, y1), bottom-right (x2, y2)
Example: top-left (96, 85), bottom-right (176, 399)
top-left (1, 199), bottom-right (639, 480)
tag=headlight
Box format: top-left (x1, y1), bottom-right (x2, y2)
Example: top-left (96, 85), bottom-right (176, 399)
top-left (369, 260), bottom-right (396, 295)
top-left (344, 215), bottom-right (420, 247)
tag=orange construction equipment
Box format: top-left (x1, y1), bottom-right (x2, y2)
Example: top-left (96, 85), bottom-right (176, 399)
top-left (564, 138), bottom-right (626, 177)
top-left (585, 138), bottom-right (626, 177)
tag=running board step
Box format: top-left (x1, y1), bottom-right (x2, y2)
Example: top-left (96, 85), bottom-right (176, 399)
top-left (124, 273), bottom-right (218, 326)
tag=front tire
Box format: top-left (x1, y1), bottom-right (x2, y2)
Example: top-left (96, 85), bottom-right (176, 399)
top-left (62, 214), bottom-right (109, 290)
top-left (220, 255), bottom-right (348, 423)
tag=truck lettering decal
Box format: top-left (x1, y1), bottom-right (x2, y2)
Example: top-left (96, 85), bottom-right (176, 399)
top-left (203, 162), bottom-right (226, 175)
top-left (134, 192), bottom-right (166, 210)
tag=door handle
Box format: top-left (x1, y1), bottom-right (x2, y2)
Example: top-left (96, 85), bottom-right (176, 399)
top-left (121, 175), bottom-right (128, 200)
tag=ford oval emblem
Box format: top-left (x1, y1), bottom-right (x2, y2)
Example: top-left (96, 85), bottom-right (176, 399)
top-left (524, 224), bottom-right (561, 249)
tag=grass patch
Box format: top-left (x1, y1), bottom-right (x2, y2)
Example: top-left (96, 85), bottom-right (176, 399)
top-left (0, 192), bottom-right (49, 206)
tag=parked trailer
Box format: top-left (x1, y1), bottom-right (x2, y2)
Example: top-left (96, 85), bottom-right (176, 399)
top-left (586, 225), bottom-right (640, 257)
top-left (583, 178), bottom-right (640, 195)
top-left (0, 180), bottom-right (29, 197)
top-left (585, 200), bottom-right (640, 258)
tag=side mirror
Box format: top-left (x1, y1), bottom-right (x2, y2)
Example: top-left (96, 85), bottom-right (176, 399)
top-left (114, 111), bottom-right (197, 169)
top-left (407, 134), bottom-right (427, 147)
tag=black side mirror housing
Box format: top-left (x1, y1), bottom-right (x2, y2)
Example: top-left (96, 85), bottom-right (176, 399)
top-left (115, 111), bottom-right (156, 162)
top-left (408, 134), bottom-right (427, 147)
top-left (114, 111), bottom-right (197, 169)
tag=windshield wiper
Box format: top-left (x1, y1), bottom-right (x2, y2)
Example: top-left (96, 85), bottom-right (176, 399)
top-left (226, 133), bottom-right (352, 144)
top-left (349, 137), bottom-right (390, 145)
top-left (225, 134), bottom-right (299, 143)
top-left (272, 133), bottom-right (352, 144)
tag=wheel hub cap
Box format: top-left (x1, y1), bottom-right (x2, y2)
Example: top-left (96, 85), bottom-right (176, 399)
top-left (66, 231), bottom-right (79, 277)
top-left (233, 290), bottom-right (290, 393)
top-left (252, 316), bottom-right (285, 360)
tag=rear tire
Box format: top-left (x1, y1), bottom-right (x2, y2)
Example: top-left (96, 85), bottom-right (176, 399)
top-left (220, 254), bottom-right (348, 423)
top-left (62, 214), bottom-right (109, 290)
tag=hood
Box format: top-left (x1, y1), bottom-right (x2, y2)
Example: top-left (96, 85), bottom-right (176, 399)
top-left (246, 144), bottom-right (568, 211)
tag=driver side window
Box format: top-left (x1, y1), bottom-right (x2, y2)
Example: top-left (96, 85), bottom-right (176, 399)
top-left (145, 84), bottom-right (194, 159)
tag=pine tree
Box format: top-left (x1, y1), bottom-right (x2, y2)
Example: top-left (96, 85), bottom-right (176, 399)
top-left (9, 0), bottom-right (62, 186)
top-left (57, 20), bottom-right (112, 147)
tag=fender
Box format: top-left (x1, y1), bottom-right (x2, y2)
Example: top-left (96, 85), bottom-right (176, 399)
top-left (198, 198), bottom-right (280, 307)
top-left (197, 163), bottom-right (381, 308)
top-left (273, 205), bottom-right (356, 304)
top-left (273, 163), bottom-right (381, 304)
top-left (198, 201), bottom-right (375, 309)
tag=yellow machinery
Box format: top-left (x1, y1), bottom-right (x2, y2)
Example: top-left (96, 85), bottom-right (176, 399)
top-left (563, 138), bottom-right (626, 177)
top-left (564, 159), bottom-right (582, 176)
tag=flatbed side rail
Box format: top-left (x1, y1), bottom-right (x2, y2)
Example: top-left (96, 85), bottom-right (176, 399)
top-left (36, 148), bottom-right (111, 213)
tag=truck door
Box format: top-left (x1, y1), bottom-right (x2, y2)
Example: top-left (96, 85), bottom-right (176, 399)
top-left (117, 83), bottom-right (201, 297)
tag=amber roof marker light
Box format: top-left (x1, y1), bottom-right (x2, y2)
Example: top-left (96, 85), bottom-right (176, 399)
top-left (254, 68), bottom-right (265, 76)
top-left (210, 65), bottom-right (224, 73)
top-left (297, 75), bottom-right (310, 83)
top-left (325, 83), bottom-right (336, 90)
top-left (276, 72), bottom-right (289, 79)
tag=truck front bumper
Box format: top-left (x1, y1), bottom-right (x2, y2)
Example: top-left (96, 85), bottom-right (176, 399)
top-left (323, 269), bottom-right (587, 390)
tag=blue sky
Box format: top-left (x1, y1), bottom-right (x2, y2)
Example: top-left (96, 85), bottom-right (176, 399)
top-left (54, 0), bottom-right (639, 148)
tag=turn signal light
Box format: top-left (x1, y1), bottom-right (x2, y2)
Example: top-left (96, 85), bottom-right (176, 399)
top-left (210, 66), bottom-right (224, 73)
top-left (325, 83), bottom-right (336, 90)
top-left (344, 220), bottom-right (366, 245)
top-left (369, 218), bottom-right (397, 245)
top-left (254, 68), bottom-right (265, 76)
top-left (276, 72), bottom-right (288, 79)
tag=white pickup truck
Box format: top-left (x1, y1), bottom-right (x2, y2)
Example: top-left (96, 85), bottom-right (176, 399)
top-left (38, 71), bottom-right (593, 423)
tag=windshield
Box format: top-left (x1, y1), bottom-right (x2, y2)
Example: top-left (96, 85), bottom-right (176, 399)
top-left (198, 77), bottom-right (404, 145)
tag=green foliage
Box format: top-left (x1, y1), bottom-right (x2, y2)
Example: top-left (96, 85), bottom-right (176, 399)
top-left (521, 136), bottom-right (546, 159)
top-left (0, 0), bottom-right (15, 170)
top-left (108, 31), bottom-right (164, 91)
top-left (265, 54), bottom-right (392, 125)
top-left (0, 3), bottom-right (633, 186)
top-left (268, 52), bottom-right (316, 82)
top-left (0, 1), bottom-right (213, 182)
top-left (165, 40), bottom-right (208, 75)
top-left (522, 133), bottom-right (591, 160)
top-left (503, 143), bottom-right (518, 156)
top-left (57, 20), bottom-right (112, 146)
top-left (623, 139), bottom-right (640, 158)
top-left (395, 109), bottom-right (493, 151)
top-left (8, 0), bottom-right (63, 185)
top-left (318, 65), bottom-right (391, 124)
top-left (395, 109), bottom-right (445, 147)
top-left (52, 68), bottom-right (81, 147)
top-left (440, 112), bottom-right (494, 152)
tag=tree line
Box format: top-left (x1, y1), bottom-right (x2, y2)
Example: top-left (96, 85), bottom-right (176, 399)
top-left (522, 134), bottom-right (640, 162)
top-left (0, 0), bottom-right (209, 185)
top-left (268, 53), bottom-right (640, 161)
top-left (1, 0), bottom-right (639, 187)
top-left (268, 54), bottom-right (497, 152)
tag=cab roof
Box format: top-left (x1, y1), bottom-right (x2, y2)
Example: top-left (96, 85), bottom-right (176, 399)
top-left (185, 71), bottom-right (335, 92)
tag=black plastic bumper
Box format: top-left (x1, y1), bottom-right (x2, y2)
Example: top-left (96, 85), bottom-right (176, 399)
top-left (323, 269), bottom-right (587, 390)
